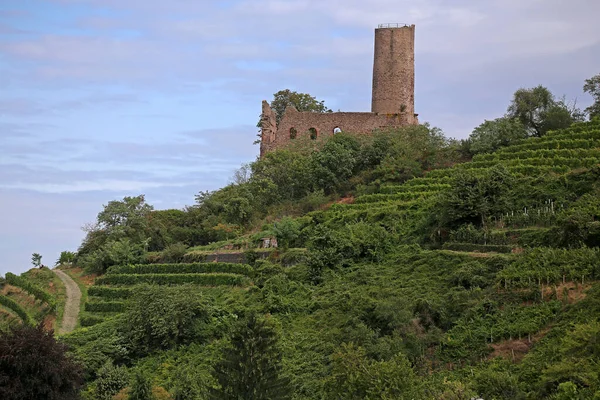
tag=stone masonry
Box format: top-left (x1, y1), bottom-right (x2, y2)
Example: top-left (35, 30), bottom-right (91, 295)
top-left (260, 24), bottom-right (418, 157)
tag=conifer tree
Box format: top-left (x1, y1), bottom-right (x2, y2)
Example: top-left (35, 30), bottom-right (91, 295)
top-left (210, 314), bottom-right (291, 400)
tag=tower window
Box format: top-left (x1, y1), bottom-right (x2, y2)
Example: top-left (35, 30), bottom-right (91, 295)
top-left (309, 128), bottom-right (318, 140)
top-left (290, 127), bottom-right (297, 139)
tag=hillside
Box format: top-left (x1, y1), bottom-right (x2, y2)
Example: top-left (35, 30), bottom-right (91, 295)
top-left (4, 118), bottom-right (600, 399)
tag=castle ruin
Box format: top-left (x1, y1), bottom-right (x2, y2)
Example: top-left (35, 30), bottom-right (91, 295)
top-left (260, 24), bottom-right (418, 157)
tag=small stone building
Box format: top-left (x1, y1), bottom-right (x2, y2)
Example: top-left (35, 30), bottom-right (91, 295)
top-left (260, 24), bottom-right (419, 157)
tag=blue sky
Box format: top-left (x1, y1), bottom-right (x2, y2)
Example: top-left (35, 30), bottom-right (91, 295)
top-left (1, 0), bottom-right (599, 274)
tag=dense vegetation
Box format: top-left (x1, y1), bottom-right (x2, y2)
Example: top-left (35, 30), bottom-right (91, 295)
top-left (2, 78), bottom-right (600, 398)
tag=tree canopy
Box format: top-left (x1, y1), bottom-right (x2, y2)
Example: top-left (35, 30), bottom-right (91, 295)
top-left (584, 73), bottom-right (600, 119)
top-left (506, 85), bottom-right (583, 137)
top-left (0, 324), bottom-right (83, 400)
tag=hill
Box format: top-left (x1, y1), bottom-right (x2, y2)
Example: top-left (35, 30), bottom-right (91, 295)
top-left (4, 118), bottom-right (600, 399)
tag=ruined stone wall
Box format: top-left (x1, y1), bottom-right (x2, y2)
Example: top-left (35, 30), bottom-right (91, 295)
top-left (260, 103), bottom-right (417, 155)
top-left (371, 25), bottom-right (415, 116)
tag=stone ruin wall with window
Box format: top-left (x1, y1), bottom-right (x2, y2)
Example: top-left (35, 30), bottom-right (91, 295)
top-left (259, 24), bottom-right (419, 158)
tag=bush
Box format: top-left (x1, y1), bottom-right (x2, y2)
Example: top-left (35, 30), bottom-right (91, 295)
top-left (4, 272), bottom-right (56, 310)
top-left (122, 285), bottom-right (211, 356)
top-left (88, 286), bottom-right (133, 300)
top-left (0, 294), bottom-right (32, 324)
top-left (95, 273), bottom-right (249, 286)
top-left (94, 361), bottom-right (129, 400)
top-left (160, 242), bottom-right (188, 263)
top-left (0, 324), bottom-right (83, 399)
top-left (85, 301), bottom-right (126, 313)
top-left (108, 262), bottom-right (252, 276)
top-left (442, 243), bottom-right (514, 253)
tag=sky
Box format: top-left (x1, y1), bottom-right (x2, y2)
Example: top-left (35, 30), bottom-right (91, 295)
top-left (1, 0), bottom-right (599, 275)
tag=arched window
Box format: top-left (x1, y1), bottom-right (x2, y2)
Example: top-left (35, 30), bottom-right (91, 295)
top-left (309, 127), bottom-right (318, 140)
top-left (333, 126), bottom-right (342, 134)
top-left (290, 127), bottom-right (297, 139)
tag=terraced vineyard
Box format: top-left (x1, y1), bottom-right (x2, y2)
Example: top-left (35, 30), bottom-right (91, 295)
top-left (81, 262), bottom-right (253, 326)
top-left (315, 119), bottom-right (600, 252)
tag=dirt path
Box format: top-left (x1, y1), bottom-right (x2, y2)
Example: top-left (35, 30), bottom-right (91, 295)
top-left (53, 269), bottom-right (81, 334)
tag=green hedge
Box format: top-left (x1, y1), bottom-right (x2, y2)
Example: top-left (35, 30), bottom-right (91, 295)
top-left (88, 286), bottom-right (132, 300)
top-left (79, 314), bottom-right (106, 327)
top-left (0, 294), bottom-right (33, 324)
top-left (107, 262), bottom-right (252, 276)
top-left (84, 301), bottom-right (126, 313)
top-left (354, 191), bottom-right (437, 204)
top-left (379, 183), bottom-right (451, 194)
top-left (95, 273), bottom-right (249, 286)
top-left (4, 272), bottom-right (56, 310)
top-left (442, 242), bottom-right (514, 254)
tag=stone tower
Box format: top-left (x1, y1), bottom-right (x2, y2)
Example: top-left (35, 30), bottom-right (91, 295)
top-left (371, 24), bottom-right (415, 116)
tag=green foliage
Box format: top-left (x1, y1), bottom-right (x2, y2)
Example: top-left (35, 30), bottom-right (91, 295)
top-left (56, 250), bottom-right (76, 266)
top-left (122, 285), bottom-right (211, 356)
top-left (0, 324), bottom-right (83, 399)
top-left (31, 252), bottom-right (42, 268)
top-left (95, 273), bottom-right (249, 286)
top-left (323, 343), bottom-right (420, 400)
top-left (4, 272), bottom-right (56, 310)
top-left (210, 313), bottom-right (291, 400)
top-left (552, 192), bottom-right (600, 247)
top-left (85, 301), bottom-right (126, 313)
top-left (264, 89), bottom-right (332, 127)
top-left (507, 85), bottom-right (583, 137)
top-left (128, 371), bottom-right (155, 400)
top-left (107, 262), bottom-right (252, 276)
top-left (436, 164), bottom-right (514, 229)
top-left (469, 117), bottom-right (529, 155)
top-left (442, 242), bottom-right (514, 253)
top-left (0, 294), bottom-right (32, 324)
top-left (94, 361), bottom-right (129, 400)
top-left (272, 217), bottom-right (301, 249)
top-left (80, 238), bottom-right (147, 275)
top-left (584, 74), bottom-right (600, 119)
top-left (88, 286), bottom-right (132, 300)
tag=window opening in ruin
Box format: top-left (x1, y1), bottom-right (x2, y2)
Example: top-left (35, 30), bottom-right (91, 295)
top-left (333, 126), bottom-right (342, 134)
top-left (290, 127), bottom-right (297, 139)
top-left (309, 127), bottom-right (318, 140)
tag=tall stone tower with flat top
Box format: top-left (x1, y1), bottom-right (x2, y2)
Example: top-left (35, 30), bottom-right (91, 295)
top-left (371, 24), bottom-right (415, 116)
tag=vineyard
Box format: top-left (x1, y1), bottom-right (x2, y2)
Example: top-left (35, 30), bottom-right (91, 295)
top-left (81, 261), bottom-right (253, 326)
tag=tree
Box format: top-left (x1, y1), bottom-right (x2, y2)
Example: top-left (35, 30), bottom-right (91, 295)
top-left (94, 361), bottom-right (129, 400)
top-left (210, 314), bottom-right (291, 400)
top-left (0, 324), bottom-right (83, 399)
top-left (122, 285), bottom-right (209, 356)
top-left (31, 252), bottom-right (42, 268)
top-left (261, 89), bottom-right (332, 127)
top-left (96, 195), bottom-right (154, 240)
top-left (584, 73), bottom-right (600, 119)
top-left (506, 85), bottom-right (583, 137)
top-left (128, 371), bottom-right (154, 400)
top-left (468, 117), bottom-right (528, 155)
top-left (55, 250), bottom-right (76, 266)
top-left (323, 343), bottom-right (420, 400)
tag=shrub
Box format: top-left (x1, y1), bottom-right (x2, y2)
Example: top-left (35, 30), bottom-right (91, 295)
top-left (0, 324), bottom-right (83, 399)
top-left (4, 272), bottom-right (56, 310)
top-left (0, 294), bottom-right (32, 324)
top-left (107, 262), bottom-right (252, 276)
top-left (88, 286), bottom-right (133, 300)
top-left (85, 301), bottom-right (126, 313)
top-left (95, 273), bottom-right (249, 287)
